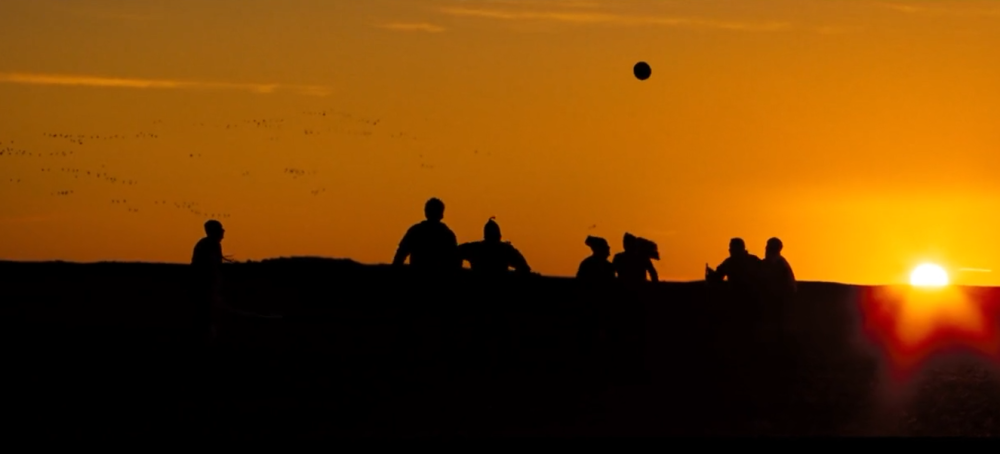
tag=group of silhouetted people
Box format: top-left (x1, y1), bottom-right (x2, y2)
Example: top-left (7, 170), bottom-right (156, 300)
top-left (188, 197), bottom-right (797, 343)
top-left (190, 196), bottom-right (796, 292)
top-left (705, 237), bottom-right (797, 297)
top-left (391, 197), bottom-right (532, 276)
top-left (577, 233), bottom-right (660, 284)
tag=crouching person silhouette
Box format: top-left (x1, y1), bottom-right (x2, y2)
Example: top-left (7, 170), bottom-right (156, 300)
top-left (458, 217), bottom-right (531, 276)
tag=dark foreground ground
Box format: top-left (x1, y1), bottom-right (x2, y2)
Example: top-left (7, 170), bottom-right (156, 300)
top-left (4, 258), bottom-right (1000, 438)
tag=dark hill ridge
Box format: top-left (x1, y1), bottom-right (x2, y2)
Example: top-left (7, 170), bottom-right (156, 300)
top-left (3, 259), bottom-right (1000, 438)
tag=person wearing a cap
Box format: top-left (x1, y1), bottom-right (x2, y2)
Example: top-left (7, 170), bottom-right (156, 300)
top-left (577, 235), bottom-right (616, 282)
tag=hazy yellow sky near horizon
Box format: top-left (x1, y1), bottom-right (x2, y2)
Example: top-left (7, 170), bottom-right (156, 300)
top-left (1, 0), bottom-right (998, 285)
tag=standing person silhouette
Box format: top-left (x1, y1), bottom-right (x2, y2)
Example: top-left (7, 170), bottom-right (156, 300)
top-left (393, 198), bottom-right (460, 273)
top-left (458, 217), bottom-right (531, 276)
top-left (190, 219), bottom-right (231, 345)
top-left (613, 233), bottom-right (659, 283)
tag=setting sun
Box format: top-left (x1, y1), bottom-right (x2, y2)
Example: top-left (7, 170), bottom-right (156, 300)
top-left (910, 264), bottom-right (950, 288)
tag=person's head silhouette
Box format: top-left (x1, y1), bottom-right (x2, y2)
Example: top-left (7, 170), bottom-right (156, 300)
top-left (424, 198), bottom-right (445, 222)
top-left (484, 217), bottom-right (501, 242)
top-left (586, 236), bottom-right (610, 259)
top-left (623, 233), bottom-right (637, 251)
top-left (205, 219), bottom-right (225, 241)
top-left (766, 237), bottom-right (783, 258)
top-left (728, 238), bottom-right (746, 257)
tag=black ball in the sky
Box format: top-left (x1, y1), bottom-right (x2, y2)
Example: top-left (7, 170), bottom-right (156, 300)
top-left (633, 61), bottom-right (651, 80)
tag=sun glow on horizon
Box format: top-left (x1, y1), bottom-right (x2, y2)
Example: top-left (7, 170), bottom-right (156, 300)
top-left (910, 264), bottom-right (950, 288)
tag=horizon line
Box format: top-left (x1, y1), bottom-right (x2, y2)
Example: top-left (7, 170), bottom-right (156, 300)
top-left (0, 257), bottom-right (976, 288)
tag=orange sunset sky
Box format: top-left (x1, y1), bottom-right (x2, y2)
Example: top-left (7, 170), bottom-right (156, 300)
top-left (1, 0), bottom-right (998, 285)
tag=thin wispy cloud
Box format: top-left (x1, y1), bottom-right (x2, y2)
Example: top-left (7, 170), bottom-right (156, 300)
top-left (378, 22), bottom-right (447, 33)
top-left (438, 6), bottom-right (790, 32)
top-left (813, 25), bottom-right (856, 35)
top-left (877, 2), bottom-right (1000, 17)
top-left (69, 10), bottom-right (155, 21)
top-left (958, 268), bottom-right (993, 273)
top-left (474, 0), bottom-right (604, 7)
top-left (0, 214), bottom-right (64, 225)
top-left (0, 73), bottom-right (333, 96)
top-left (881, 3), bottom-right (927, 14)
top-left (41, 1), bottom-right (156, 22)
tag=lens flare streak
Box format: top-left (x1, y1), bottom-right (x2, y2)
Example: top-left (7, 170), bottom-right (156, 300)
top-left (859, 285), bottom-right (1000, 382)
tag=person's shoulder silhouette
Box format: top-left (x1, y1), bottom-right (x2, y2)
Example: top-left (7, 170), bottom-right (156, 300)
top-left (192, 220), bottom-right (225, 271)
top-left (499, 239), bottom-right (530, 274)
top-left (393, 197), bottom-right (459, 271)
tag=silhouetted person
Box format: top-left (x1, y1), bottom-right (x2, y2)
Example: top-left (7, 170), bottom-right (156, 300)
top-left (705, 237), bottom-right (761, 287)
top-left (577, 235), bottom-right (616, 282)
top-left (458, 217), bottom-right (531, 276)
top-left (760, 237), bottom-right (796, 295)
top-left (576, 235), bottom-right (617, 357)
top-left (758, 237), bottom-right (798, 347)
top-left (190, 220), bottom-right (227, 344)
top-left (613, 233), bottom-right (659, 283)
top-left (392, 198), bottom-right (459, 272)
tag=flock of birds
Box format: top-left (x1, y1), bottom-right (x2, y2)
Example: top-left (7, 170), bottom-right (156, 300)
top-left (42, 132), bottom-right (160, 146)
top-left (0, 107), bottom-right (468, 225)
top-left (2, 105), bottom-right (613, 252)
